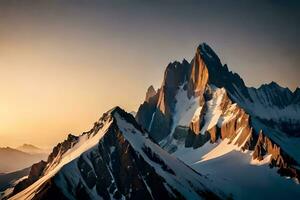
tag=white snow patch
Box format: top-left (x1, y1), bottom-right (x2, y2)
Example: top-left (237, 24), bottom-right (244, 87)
top-left (191, 150), bottom-right (300, 200)
top-left (174, 85), bottom-right (200, 127)
top-left (250, 155), bottom-right (272, 166)
top-left (148, 112), bottom-right (155, 132)
top-left (191, 106), bottom-right (203, 123)
top-left (197, 127), bottom-right (246, 163)
top-left (200, 87), bottom-right (225, 135)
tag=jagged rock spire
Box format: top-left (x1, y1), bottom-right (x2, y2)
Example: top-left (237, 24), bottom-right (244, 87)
top-left (145, 85), bottom-right (157, 102)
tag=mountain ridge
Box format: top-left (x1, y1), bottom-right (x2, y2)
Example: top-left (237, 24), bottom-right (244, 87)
top-left (5, 42), bottom-right (300, 200)
top-left (7, 107), bottom-right (227, 200)
top-left (135, 42), bottom-right (300, 199)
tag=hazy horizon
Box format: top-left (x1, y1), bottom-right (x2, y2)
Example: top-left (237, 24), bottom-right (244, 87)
top-left (0, 0), bottom-right (299, 148)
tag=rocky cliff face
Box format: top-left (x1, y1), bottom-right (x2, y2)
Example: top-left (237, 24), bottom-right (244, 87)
top-left (187, 47), bottom-right (209, 98)
top-left (136, 46), bottom-right (210, 142)
top-left (9, 120), bottom-right (105, 198)
top-left (246, 130), bottom-right (300, 180)
top-left (136, 43), bottom-right (300, 182)
top-left (10, 107), bottom-right (226, 200)
top-left (9, 42), bottom-right (300, 200)
top-left (12, 161), bottom-right (47, 195)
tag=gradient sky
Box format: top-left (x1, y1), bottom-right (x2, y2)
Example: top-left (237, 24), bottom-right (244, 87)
top-left (0, 0), bottom-right (299, 148)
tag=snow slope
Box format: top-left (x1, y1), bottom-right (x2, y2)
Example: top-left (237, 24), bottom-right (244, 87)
top-left (10, 107), bottom-right (227, 200)
top-left (10, 116), bottom-right (113, 200)
top-left (172, 139), bottom-right (300, 200)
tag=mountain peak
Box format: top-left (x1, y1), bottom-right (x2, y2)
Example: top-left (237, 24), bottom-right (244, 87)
top-left (18, 144), bottom-right (41, 150)
top-left (16, 143), bottom-right (47, 155)
top-left (145, 85), bottom-right (157, 102)
top-left (269, 81), bottom-right (281, 88)
top-left (294, 87), bottom-right (300, 94)
top-left (9, 105), bottom-right (225, 200)
top-left (197, 42), bottom-right (221, 64)
top-left (259, 81), bottom-right (292, 94)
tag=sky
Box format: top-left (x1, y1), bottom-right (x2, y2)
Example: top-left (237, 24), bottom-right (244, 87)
top-left (0, 0), bottom-right (299, 148)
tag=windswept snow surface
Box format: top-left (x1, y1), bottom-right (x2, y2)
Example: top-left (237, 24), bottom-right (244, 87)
top-left (172, 134), bottom-right (300, 200)
top-left (191, 151), bottom-right (300, 200)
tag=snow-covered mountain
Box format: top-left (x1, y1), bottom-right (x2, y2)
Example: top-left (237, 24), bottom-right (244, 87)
top-left (6, 43), bottom-right (300, 200)
top-left (136, 43), bottom-right (300, 199)
top-left (7, 107), bottom-right (227, 200)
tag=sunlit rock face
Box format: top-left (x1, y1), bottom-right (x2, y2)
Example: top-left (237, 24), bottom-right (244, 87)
top-left (136, 42), bottom-right (300, 183)
top-left (8, 42), bottom-right (300, 200)
top-left (137, 45), bottom-right (210, 142)
top-left (12, 160), bottom-right (47, 195)
top-left (187, 46), bottom-right (209, 98)
top-left (145, 85), bottom-right (157, 103)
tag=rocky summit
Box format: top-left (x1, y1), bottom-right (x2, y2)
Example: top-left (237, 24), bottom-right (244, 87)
top-left (5, 43), bottom-right (300, 200)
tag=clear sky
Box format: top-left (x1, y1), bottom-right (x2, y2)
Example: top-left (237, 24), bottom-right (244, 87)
top-left (0, 0), bottom-right (299, 148)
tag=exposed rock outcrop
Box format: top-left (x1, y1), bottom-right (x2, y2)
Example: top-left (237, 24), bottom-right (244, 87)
top-left (145, 85), bottom-right (157, 102)
top-left (136, 43), bottom-right (300, 182)
top-left (187, 47), bottom-right (209, 98)
top-left (250, 131), bottom-right (300, 180)
top-left (10, 107), bottom-right (226, 200)
top-left (12, 160), bottom-right (47, 195)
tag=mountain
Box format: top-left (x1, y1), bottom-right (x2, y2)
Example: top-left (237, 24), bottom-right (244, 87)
top-left (16, 144), bottom-right (47, 155)
top-left (136, 43), bottom-right (300, 199)
top-left (0, 147), bottom-right (47, 173)
top-left (6, 42), bottom-right (300, 200)
top-left (7, 107), bottom-right (227, 200)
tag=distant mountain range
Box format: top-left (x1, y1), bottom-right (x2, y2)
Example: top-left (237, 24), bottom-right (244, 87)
top-left (16, 144), bottom-right (47, 155)
top-left (3, 43), bottom-right (300, 200)
top-left (0, 145), bottom-right (47, 173)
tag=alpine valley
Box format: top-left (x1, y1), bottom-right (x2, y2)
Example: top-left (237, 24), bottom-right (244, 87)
top-left (3, 43), bottom-right (300, 200)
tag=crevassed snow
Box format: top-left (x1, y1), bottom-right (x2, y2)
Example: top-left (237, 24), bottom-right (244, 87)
top-left (10, 118), bottom-right (113, 200)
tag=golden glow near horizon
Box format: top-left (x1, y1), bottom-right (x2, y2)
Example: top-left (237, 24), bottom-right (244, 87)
top-left (0, 33), bottom-right (157, 148)
top-left (0, 1), bottom-right (299, 148)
